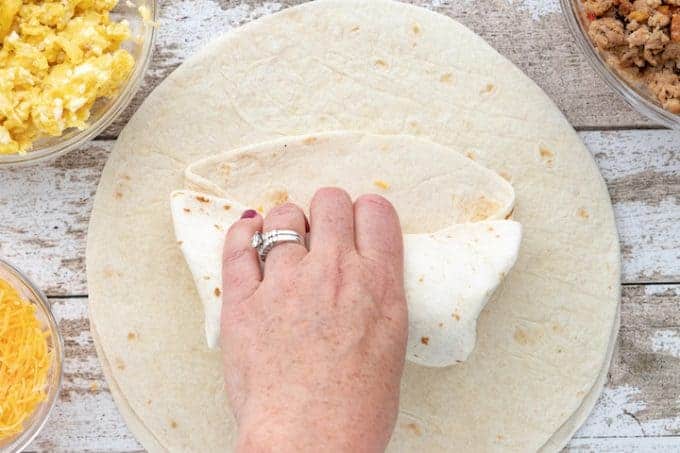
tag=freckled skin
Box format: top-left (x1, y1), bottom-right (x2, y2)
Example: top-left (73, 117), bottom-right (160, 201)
top-left (221, 188), bottom-right (408, 452)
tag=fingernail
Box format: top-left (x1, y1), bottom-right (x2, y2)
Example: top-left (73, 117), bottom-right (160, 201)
top-left (241, 209), bottom-right (257, 219)
top-left (305, 217), bottom-right (310, 233)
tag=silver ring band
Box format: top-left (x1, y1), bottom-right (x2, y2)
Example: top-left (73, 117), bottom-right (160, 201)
top-left (251, 229), bottom-right (306, 261)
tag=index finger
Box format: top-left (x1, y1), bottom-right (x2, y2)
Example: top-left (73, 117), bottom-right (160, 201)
top-left (222, 210), bottom-right (263, 307)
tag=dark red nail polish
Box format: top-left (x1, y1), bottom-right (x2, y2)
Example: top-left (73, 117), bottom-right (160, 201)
top-left (305, 217), bottom-right (310, 233)
top-left (241, 209), bottom-right (257, 219)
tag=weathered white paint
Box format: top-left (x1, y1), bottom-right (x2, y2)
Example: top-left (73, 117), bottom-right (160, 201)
top-left (575, 386), bottom-right (648, 437)
top-left (651, 330), bottom-right (680, 359)
top-left (567, 436), bottom-right (680, 452)
top-left (155, 1), bottom-right (284, 70)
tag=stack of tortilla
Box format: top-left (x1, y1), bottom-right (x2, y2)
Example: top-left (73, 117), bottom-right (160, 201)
top-left (86, 0), bottom-right (621, 451)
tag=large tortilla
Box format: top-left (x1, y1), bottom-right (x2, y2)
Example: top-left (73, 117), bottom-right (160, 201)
top-left (174, 132), bottom-right (522, 367)
top-left (87, 0), bottom-right (621, 451)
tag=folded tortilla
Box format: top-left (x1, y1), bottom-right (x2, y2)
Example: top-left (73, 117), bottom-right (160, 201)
top-left (171, 132), bottom-right (521, 367)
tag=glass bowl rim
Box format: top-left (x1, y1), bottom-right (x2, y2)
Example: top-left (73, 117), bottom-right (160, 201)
top-left (0, 0), bottom-right (160, 167)
top-left (0, 258), bottom-right (64, 452)
top-left (560, 0), bottom-right (680, 130)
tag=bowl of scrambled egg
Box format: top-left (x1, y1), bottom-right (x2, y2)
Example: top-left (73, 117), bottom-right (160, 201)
top-left (0, 0), bottom-right (158, 166)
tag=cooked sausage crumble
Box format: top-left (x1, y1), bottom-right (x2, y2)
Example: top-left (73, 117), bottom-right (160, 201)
top-left (585, 0), bottom-right (680, 113)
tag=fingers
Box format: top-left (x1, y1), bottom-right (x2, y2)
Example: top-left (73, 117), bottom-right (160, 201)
top-left (262, 203), bottom-right (308, 276)
top-left (309, 188), bottom-right (355, 253)
top-left (222, 210), bottom-right (263, 307)
top-left (354, 194), bottom-right (403, 275)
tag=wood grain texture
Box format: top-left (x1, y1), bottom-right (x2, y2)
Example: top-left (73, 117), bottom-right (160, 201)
top-left (100, 0), bottom-right (655, 138)
top-left (27, 286), bottom-right (680, 451)
top-left (1, 130), bottom-right (677, 296)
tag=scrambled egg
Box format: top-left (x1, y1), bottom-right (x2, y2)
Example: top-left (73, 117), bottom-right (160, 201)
top-left (0, 0), bottom-right (135, 155)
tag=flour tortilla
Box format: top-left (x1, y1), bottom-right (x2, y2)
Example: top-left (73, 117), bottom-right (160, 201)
top-left (175, 132), bottom-right (521, 367)
top-left (171, 185), bottom-right (521, 367)
top-left (87, 0), bottom-right (621, 451)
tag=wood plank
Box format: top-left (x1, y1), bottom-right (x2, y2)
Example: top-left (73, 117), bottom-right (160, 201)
top-left (29, 285), bottom-right (680, 450)
top-left (566, 437), bottom-right (680, 452)
top-left (1, 130), bottom-right (677, 296)
top-left (102, 0), bottom-right (653, 138)
top-left (582, 131), bottom-right (680, 284)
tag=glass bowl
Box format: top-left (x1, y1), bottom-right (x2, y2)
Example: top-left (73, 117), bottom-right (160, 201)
top-left (561, 0), bottom-right (680, 129)
top-left (0, 0), bottom-right (159, 167)
top-left (0, 259), bottom-right (63, 453)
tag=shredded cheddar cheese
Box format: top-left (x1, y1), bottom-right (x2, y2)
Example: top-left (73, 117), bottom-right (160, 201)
top-left (0, 278), bottom-right (51, 440)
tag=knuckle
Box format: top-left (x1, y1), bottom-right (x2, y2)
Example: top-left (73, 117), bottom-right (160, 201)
top-left (266, 202), bottom-right (302, 221)
top-left (223, 247), bottom-right (249, 265)
top-left (357, 193), bottom-right (395, 213)
top-left (313, 187), bottom-right (351, 205)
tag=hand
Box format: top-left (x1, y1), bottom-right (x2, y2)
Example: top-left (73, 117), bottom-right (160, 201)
top-left (220, 188), bottom-right (408, 453)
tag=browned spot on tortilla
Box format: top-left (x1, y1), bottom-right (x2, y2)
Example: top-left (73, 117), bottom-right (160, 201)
top-left (218, 163), bottom-right (231, 176)
top-left (438, 322), bottom-right (444, 328)
top-left (421, 336), bottom-right (429, 345)
top-left (127, 331), bottom-right (137, 341)
top-left (183, 208), bottom-right (191, 213)
top-left (481, 83), bottom-right (496, 95)
top-left (121, 174), bottom-right (131, 181)
top-left (223, 204), bottom-right (231, 210)
top-left (418, 276), bottom-right (424, 283)
top-left (578, 207), bottom-right (590, 219)
top-left (302, 136), bottom-right (318, 145)
top-left (196, 195), bottom-right (210, 203)
top-left (468, 195), bottom-right (501, 222)
top-left (496, 434), bottom-right (504, 441)
top-left (375, 59), bottom-right (388, 68)
top-left (115, 357), bottom-right (125, 370)
top-left (90, 381), bottom-right (99, 392)
top-left (114, 191), bottom-right (123, 199)
top-left (177, 240), bottom-right (183, 246)
top-left (464, 150), bottom-right (476, 160)
top-left (214, 287), bottom-right (221, 297)
top-left (412, 23), bottom-right (421, 34)
top-left (270, 190), bottom-right (289, 206)
top-left (487, 225), bottom-right (495, 232)
top-left (513, 328), bottom-right (529, 345)
top-left (539, 146), bottom-right (555, 167)
top-left (505, 208), bottom-right (515, 220)
top-left (452, 312), bottom-right (460, 321)
top-left (170, 420), bottom-right (178, 429)
top-left (405, 422), bottom-right (422, 436)
top-left (103, 268), bottom-right (118, 278)
top-left (146, 399), bottom-right (152, 405)
top-left (440, 72), bottom-right (454, 84)
top-left (499, 170), bottom-right (512, 181)
top-left (350, 25), bottom-right (360, 32)
top-left (203, 275), bottom-right (211, 280)
top-left (214, 224), bottom-right (222, 231)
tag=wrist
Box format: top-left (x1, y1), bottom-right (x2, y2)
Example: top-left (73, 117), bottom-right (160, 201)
top-left (236, 398), bottom-right (394, 453)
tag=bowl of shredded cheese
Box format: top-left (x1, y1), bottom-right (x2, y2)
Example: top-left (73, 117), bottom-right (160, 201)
top-left (0, 260), bottom-right (63, 452)
top-left (0, 0), bottom-right (158, 166)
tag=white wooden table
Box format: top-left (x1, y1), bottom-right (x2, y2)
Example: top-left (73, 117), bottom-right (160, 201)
top-left (1, 1), bottom-right (679, 451)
